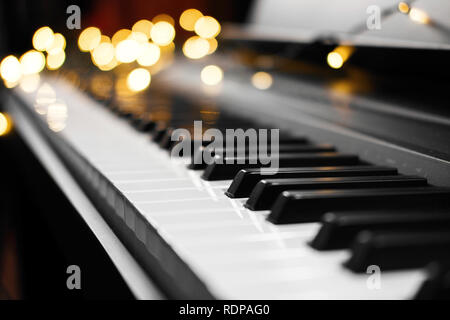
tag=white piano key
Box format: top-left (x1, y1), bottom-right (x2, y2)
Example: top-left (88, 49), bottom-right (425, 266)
top-left (114, 179), bottom-right (196, 191)
top-left (135, 198), bottom-right (235, 214)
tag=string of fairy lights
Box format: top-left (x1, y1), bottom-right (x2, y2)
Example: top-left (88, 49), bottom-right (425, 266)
top-left (326, 2), bottom-right (430, 69)
top-left (0, 9), bottom-right (222, 94)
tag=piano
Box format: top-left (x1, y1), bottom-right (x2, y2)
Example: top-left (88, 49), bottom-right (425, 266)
top-left (2, 0), bottom-right (450, 299)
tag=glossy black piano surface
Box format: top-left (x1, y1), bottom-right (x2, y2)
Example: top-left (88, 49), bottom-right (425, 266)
top-left (0, 0), bottom-right (449, 301)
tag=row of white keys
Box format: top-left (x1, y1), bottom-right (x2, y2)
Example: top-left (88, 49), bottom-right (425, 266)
top-left (17, 79), bottom-right (426, 299)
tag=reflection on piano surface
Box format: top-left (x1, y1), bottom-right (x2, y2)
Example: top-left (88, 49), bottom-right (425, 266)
top-left (1, 0), bottom-right (450, 299)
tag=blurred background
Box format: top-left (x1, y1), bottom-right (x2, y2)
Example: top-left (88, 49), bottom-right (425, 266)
top-left (0, 0), bottom-right (254, 300)
top-left (0, 0), bottom-right (252, 56)
top-left (0, 0), bottom-right (449, 299)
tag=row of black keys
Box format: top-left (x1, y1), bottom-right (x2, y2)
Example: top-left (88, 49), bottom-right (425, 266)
top-left (105, 95), bottom-right (450, 299)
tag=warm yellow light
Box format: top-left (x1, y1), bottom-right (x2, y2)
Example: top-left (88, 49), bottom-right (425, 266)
top-left (0, 112), bottom-right (12, 136)
top-left (183, 36), bottom-right (210, 59)
top-left (20, 50), bottom-right (45, 75)
top-left (327, 46), bottom-right (354, 69)
top-left (35, 83), bottom-right (56, 114)
top-left (132, 19), bottom-right (153, 39)
top-left (150, 21), bottom-right (175, 46)
top-left (201, 65), bottom-right (223, 86)
top-left (327, 52), bottom-right (344, 69)
top-left (409, 7), bottom-right (430, 24)
top-left (251, 71), bottom-right (273, 90)
top-left (179, 9), bottom-right (203, 31)
top-left (33, 26), bottom-right (55, 51)
top-left (47, 33), bottom-right (66, 55)
top-left (98, 57), bottom-right (119, 71)
top-left (398, 2), bottom-right (410, 14)
top-left (46, 51), bottom-right (66, 70)
top-left (128, 31), bottom-right (148, 44)
top-left (1, 55), bottom-right (22, 83)
top-left (92, 42), bottom-right (115, 66)
top-left (99, 35), bottom-right (111, 44)
top-left (47, 101), bottom-right (68, 132)
top-left (78, 27), bottom-right (101, 52)
top-left (19, 74), bottom-right (40, 93)
top-left (152, 14), bottom-right (175, 26)
top-left (194, 16), bottom-right (220, 39)
top-left (207, 38), bottom-right (218, 54)
top-left (112, 29), bottom-right (131, 46)
top-left (90, 74), bottom-right (114, 99)
top-left (137, 42), bottom-right (161, 66)
top-left (3, 80), bottom-right (20, 88)
top-left (115, 39), bottom-right (141, 63)
top-left (160, 42), bottom-right (175, 53)
top-left (126, 68), bottom-right (151, 92)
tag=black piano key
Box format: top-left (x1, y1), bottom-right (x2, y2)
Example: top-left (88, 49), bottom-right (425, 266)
top-left (119, 111), bottom-right (134, 119)
top-left (159, 128), bottom-right (177, 149)
top-left (344, 231), bottom-right (450, 272)
top-left (414, 262), bottom-right (450, 300)
top-left (225, 166), bottom-right (398, 198)
top-left (138, 119), bottom-right (156, 132)
top-left (190, 144), bottom-right (336, 169)
top-left (259, 136), bottom-right (309, 145)
top-left (130, 115), bottom-right (156, 132)
top-left (245, 175), bottom-right (427, 210)
top-left (223, 144), bottom-right (333, 153)
top-left (130, 115), bottom-right (143, 127)
top-left (268, 187), bottom-right (450, 224)
top-left (311, 210), bottom-right (450, 250)
top-left (151, 125), bottom-right (170, 143)
top-left (202, 153), bottom-right (360, 181)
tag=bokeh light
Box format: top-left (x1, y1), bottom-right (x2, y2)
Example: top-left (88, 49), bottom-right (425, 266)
top-left (179, 9), bottom-right (203, 31)
top-left (35, 83), bottom-right (56, 114)
top-left (327, 52), bottom-right (344, 69)
top-left (0, 112), bottom-right (12, 137)
top-left (20, 50), bottom-right (46, 75)
top-left (409, 8), bottom-right (430, 24)
top-left (92, 42), bottom-right (115, 66)
top-left (152, 14), bottom-right (175, 26)
top-left (127, 68), bottom-right (151, 92)
top-left (98, 58), bottom-right (119, 71)
top-left (327, 46), bottom-right (354, 69)
top-left (129, 31), bottom-right (148, 44)
top-left (251, 71), bottom-right (273, 90)
top-left (207, 38), bottom-right (218, 54)
top-left (201, 65), bottom-right (223, 86)
top-left (47, 33), bottom-right (66, 55)
top-left (47, 101), bottom-right (68, 132)
top-left (150, 21), bottom-right (175, 46)
top-left (112, 29), bottom-right (131, 46)
top-left (183, 36), bottom-right (210, 59)
top-left (46, 51), bottom-right (66, 70)
top-left (99, 35), bottom-right (111, 44)
top-left (194, 16), bottom-right (221, 39)
top-left (132, 19), bottom-right (153, 39)
top-left (137, 42), bottom-right (161, 66)
top-left (398, 2), bottom-right (410, 14)
top-left (78, 27), bottom-right (101, 52)
top-left (1, 55), bottom-right (22, 83)
top-left (33, 26), bottom-right (55, 51)
top-left (19, 73), bottom-right (40, 93)
top-left (115, 39), bottom-right (141, 63)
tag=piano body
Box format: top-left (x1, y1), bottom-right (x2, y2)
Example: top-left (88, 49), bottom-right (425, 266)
top-left (1, 0), bottom-right (450, 299)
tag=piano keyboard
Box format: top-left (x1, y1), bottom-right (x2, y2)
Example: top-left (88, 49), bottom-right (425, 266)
top-left (11, 76), bottom-right (450, 299)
